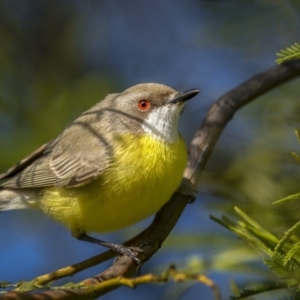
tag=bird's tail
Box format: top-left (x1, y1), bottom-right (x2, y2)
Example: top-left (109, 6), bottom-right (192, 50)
top-left (0, 189), bottom-right (39, 211)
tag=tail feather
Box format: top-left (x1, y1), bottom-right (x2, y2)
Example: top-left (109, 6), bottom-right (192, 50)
top-left (0, 189), bottom-right (40, 211)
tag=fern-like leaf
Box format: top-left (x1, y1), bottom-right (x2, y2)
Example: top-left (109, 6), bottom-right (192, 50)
top-left (264, 253), bottom-right (300, 288)
top-left (275, 220), bottom-right (300, 253)
top-left (246, 225), bottom-right (279, 248)
top-left (211, 213), bottom-right (276, 256)
top-left (276, 43), bottom-right (300, 64)
top-left (273, 193), bottom-right (300, 205)
top-left (284, 241), bottom-right (300, 267)
top-left (234, 206), bottom-right (265, 230)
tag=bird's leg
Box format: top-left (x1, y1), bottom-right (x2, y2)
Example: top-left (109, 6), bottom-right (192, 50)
top-left (77, 233), bottom-right (144, 269)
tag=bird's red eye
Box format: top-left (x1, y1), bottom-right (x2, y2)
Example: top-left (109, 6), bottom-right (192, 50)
top-left (137, 99), bottom-right (151, 111)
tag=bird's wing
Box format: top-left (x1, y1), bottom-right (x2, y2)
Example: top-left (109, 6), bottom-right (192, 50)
top-left (49, 132), bottom-right (112, 188)
top-left (0, 139), bottom-right (58, 188)
top-left (0, 123), bottom-right (112, 189)
top-left (0, 143), bottom-right (49, 181)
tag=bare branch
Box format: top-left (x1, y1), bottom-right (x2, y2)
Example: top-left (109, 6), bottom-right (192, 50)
top-left (1, 266), bottom-right (221, 300)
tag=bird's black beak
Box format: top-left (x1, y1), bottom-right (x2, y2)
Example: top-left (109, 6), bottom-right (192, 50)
top-left (171, 89), bottom-right (200, 104)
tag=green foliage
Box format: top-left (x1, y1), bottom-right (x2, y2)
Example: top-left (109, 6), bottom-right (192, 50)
top-left (264, 253), bottom-right (300, 289)
top-left (273, 130), bottom-right (300, 206)
top-left (211, 207), bottom-right (278, 257)
top-left (212, 208), bottom-right (300, 298)
top-left (276, 43), bottom-right (300, 64)
top-left (284, 242), bottom-right (300, 267)
top-left (211, 130), bottom-right (300, 298)
top-left (273, 193), bottom-right (300, 205)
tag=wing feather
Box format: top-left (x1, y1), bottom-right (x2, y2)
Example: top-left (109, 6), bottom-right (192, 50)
top-left (0, 111), bottom-right (112, 189)
top-left (0, 143), bottom-right (49, 180)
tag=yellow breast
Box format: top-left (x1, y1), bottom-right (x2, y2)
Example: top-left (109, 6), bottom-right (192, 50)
top-left (40, 133), bottom-right (187, 235)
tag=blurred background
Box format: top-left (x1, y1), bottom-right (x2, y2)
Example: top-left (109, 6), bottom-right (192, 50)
top-left (0, 0), bottom-right (300, 299)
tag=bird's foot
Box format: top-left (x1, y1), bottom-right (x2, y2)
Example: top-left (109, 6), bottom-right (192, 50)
top-left (77, 234), bottom-right (144, 271)
top-left (112, 244), bottom-right (144, 268)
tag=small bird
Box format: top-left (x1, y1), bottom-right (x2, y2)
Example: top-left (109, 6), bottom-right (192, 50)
top-left (0, 83), bottom-right (199, 265)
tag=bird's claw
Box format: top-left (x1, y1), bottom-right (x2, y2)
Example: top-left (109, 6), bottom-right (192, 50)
top-left (113, 245), bottom-right (144, 273)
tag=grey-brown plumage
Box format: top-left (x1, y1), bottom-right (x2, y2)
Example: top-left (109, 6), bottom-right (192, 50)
top-left (0, 83), bottom-right (182, 189)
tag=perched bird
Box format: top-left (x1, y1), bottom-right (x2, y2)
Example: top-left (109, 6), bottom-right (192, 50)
top-left (0, 83), bottom-right (199, 265)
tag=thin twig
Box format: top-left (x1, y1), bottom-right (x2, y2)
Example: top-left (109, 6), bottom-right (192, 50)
top-left (1, 266), bottom-right (222, 300)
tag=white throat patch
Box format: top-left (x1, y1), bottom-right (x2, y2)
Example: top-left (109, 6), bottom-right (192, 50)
top-left (142, 104), bottom-right (181, 143)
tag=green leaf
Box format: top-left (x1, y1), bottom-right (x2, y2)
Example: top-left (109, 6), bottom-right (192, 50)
top-left (273, 193), bottom-right (300, 205)
top-left (265, 253), bottom-right (300, 288)
top-left (284, 241), bottom-right (300, 266)
top-left (210, 214), bottom-right (275, 256)
top-left (275, 220), bottom-right (300, 253)
top-left (276, 43), bottom-right (300, 64)
top-left (234, 206), bottom-right (265, 231)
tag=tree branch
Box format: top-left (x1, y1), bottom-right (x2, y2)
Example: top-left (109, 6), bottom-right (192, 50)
top-left (2, 59), bottom-right (300, 299)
